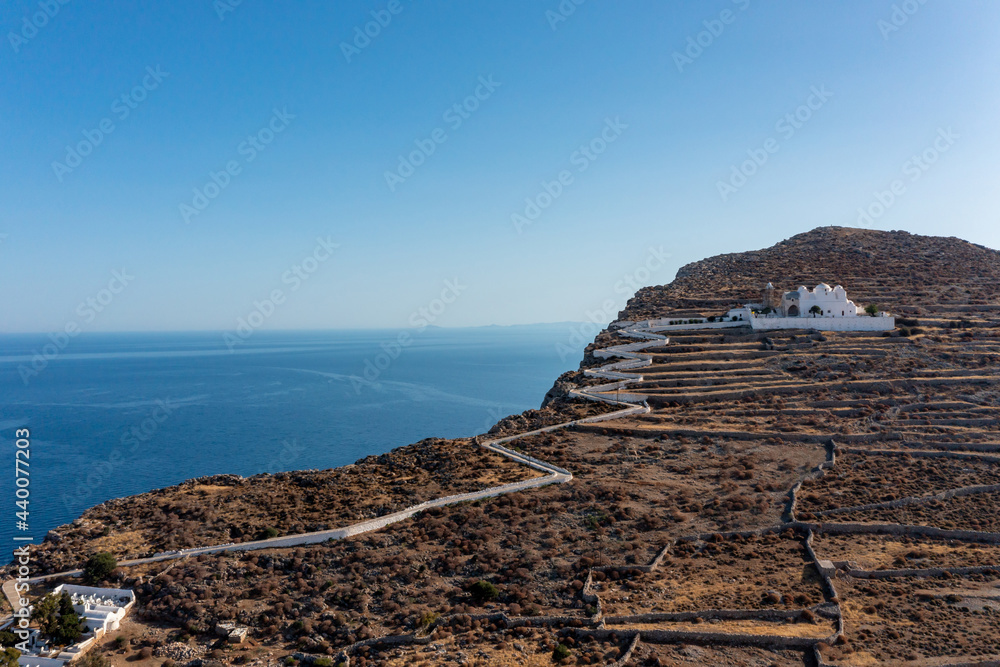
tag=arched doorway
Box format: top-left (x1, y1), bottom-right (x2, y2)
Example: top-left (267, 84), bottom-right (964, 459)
top-left (787, 305), bottom-right (800, 317)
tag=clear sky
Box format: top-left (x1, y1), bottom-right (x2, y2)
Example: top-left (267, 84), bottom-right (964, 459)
top-left (2, 1), bottom-right (999, 333)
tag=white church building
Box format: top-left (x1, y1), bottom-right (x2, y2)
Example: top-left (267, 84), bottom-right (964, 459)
top-left (628, 282), bottom-right (895, 333)
top-left (15, 585), bottom-right (135, 667)
top-left (775, 283), bottom-right (862, 318)
top-left (727, 282), bottom-right (895, 332)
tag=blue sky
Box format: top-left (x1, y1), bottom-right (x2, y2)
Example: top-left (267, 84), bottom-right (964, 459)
top-left (2, 0), bottom-right (999, 332)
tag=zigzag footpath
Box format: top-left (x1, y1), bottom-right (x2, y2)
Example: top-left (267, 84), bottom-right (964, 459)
top-left (18, 324), bottom-right (666, 587)
top-left (15, 320), bottom-right (1000, 664)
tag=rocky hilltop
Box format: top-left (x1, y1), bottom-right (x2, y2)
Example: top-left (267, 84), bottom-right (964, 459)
top-left (619, 226), bottom-right (1000, 320)
top-left (15, 227), bottom-right (1000, 667)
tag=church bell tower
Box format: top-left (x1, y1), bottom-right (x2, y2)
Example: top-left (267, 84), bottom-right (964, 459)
top-left (763, 282), bottom-right (776, 311)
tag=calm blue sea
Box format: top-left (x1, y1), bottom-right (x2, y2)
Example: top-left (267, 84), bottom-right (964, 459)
top-left (0, 325), bottom-right (587, 551)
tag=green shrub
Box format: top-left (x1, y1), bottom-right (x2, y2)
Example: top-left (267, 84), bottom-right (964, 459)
top-left (313, 659), bottom-right (333, 667)
top-left (469, 580), bottom-right (499, 603)
top-left (552, 644), bottom-right (571, 662)
top-left (83, 552), bottom-right (117, 584)
top-left (261, 527), bottom-right (280, 539)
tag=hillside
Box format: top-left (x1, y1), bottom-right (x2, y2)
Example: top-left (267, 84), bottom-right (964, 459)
top-left (619, 226), bottom-right (1000, 321)
top-left (14, 226), bottom-right (1000, 667)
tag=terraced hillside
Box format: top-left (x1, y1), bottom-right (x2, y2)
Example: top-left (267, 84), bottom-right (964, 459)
top-left (619, 226), bottom-right (1000, 320)
top-left (17, 227), bottom-right (1000, 667)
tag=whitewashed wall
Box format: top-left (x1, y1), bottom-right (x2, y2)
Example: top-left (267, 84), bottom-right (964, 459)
top-left (750, 316), bottom-right (895, 332)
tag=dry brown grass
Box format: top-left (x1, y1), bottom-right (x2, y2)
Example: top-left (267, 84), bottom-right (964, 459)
top-left (617, 618), bottom-right (835, 638)
top-left (812, 533), bottom-right (1000, 571)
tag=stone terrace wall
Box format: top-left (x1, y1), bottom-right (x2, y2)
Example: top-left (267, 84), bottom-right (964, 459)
top-left (807, 521), bottom-right (1000, 545)
top-left (751, 316), bottom-right (895, 332)
top-left (814, 482), bottom-right (1000, 518)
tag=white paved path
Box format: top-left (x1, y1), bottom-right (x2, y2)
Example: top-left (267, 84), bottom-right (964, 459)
top-left (23, 323), bottom-right (667, 583)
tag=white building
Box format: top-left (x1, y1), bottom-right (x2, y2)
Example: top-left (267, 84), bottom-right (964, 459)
top-left (648, 282), bottom-right (894, 333)
top-left (777, 283), bottom-right (862, 318)
top-left (17, 585), bottom-right (135, 667)
top-left (53, 584), bottom-right (135, 635)
top-left (749, 282), bottom-right (894, 332)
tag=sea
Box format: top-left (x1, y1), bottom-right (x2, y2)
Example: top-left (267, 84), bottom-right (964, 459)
top-left (0, 325), bottom-right (589, 551)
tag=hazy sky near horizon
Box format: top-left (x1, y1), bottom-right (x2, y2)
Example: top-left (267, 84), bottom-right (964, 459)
top-left (3, 1), bottom-right (999, 333)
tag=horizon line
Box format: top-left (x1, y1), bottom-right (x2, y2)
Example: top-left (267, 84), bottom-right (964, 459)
top-left (0, 321), bottom-right (601, 336)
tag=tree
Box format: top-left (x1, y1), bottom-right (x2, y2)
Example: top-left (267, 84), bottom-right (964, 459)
top-left (55, 613), bottom-right (82, 645)
top-left (59, 592), bottom-right (75, 616)
top-left (865, 304), bottom-right (880, 317)
top-left (84, 552), bottom-right (118, 584)
top-left (31, 593), bottom-right (61, 636)
top-left (809, 305), bottom-right (823, 317)
top-left (1, 647), bottom-right (20, 667)
top-left (30, 592), bottom-right (82, 646)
